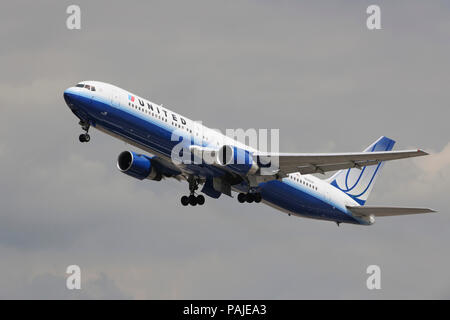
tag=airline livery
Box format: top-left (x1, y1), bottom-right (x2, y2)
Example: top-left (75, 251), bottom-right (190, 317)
top-left (63, 81), bottom-right (435, 225)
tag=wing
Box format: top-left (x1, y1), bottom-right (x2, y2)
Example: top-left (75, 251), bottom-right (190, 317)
top-left (347, 206), bottom-right (436, 217)
top-left (148, 156), bottom-right (184, 180)
top-left (256, 149), bottom-right (428, 175)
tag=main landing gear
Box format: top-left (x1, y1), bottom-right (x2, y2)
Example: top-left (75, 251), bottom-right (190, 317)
top-left (181, 177), bottom-right (205, 206)
top-left (181, 194), bottom-right (205, 206)
top-left (78, 121), bottom-right (91, 143)
top-left (237, 192), bottom-right (262, 204)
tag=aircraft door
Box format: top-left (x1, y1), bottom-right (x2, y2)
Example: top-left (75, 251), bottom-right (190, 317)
top-left (111, 88), bottom-right (121, 108)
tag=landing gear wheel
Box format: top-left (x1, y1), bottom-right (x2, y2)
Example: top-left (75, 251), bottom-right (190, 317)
top-left (78, 133), bottom-right (90, 143)
top-left (196, 194), bottom-right (205, 205)
top-left (188, 194), bottom-right (197, 206)
top-left (238, 192), bottom-right (261, 204)
top-left (181, 196), bottom-right (189, 206)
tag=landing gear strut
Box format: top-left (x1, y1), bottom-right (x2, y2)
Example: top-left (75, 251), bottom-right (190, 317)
top-left (237, 192), bottom-right (262, 204)
top-left (181, 177), bottom-right (205, 206)
top-left (78, 121), bottom-right (91, 143)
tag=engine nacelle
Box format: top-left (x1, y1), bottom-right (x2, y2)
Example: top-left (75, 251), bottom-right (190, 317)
top-left (117, 151), bottom-right (162, 180)
top-left (216, 145), bottom-right (259, 175)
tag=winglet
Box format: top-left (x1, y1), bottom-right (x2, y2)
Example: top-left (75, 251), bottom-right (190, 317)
top-left (417, 149), bottom-right (429, 156)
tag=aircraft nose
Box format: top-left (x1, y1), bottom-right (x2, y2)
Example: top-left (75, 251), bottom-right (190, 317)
top-left (64, 87), bottom-right (90, 111)
top-left (63, 88), bottom-right (77, 108)
top-left (63, 86), bottom-right (93, 117)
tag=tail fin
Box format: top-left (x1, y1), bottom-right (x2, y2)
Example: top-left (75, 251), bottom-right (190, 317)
top-left (327, 136), bottom-right (395, 205)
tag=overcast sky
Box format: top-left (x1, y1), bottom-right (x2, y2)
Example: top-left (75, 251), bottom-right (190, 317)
top-left (0, 0), bottom-right (449, 299)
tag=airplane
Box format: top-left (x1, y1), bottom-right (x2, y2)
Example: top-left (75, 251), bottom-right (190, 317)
top-left (63, 80), bottom-right (435, 226)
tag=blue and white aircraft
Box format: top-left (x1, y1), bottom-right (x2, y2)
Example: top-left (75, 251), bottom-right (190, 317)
top-left (63, 81), bottom-right (435, 225)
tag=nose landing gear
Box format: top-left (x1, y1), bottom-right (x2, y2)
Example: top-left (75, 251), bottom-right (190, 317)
top-left (78, 121), bottom-right (91, 143)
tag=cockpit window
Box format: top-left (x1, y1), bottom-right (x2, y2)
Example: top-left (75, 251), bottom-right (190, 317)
top-left (75, 83), bottom-right (96, 91)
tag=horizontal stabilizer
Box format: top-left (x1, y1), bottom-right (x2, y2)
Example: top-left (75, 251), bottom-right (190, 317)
top-left (347, 206), bottom-right (436, 217)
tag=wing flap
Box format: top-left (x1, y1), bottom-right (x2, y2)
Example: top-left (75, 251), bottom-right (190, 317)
top-left (346, 206), bottom-right (436, 217)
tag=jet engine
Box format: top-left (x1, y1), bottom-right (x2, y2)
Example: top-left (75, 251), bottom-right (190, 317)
top-left (117, 151), bottom-right (162, 181)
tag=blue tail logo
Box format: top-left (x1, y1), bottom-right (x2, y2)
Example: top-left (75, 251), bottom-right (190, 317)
top-left (328, 136), bottom-right (395, 205)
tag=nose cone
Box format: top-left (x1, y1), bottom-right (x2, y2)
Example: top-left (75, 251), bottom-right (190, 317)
top-left (64, 86), bottom-right (92, 110)
top-left (63, 87), bottom-right (78, 109)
